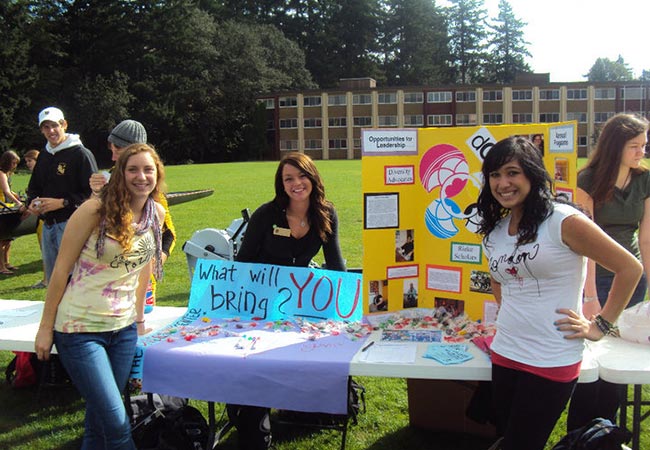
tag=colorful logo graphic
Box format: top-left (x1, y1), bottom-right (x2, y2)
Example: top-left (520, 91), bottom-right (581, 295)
top-left (420, 144), bottom-right (481, 238)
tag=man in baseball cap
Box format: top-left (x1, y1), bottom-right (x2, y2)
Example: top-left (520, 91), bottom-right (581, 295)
top-left (26, 106), bottom-right (98, 282)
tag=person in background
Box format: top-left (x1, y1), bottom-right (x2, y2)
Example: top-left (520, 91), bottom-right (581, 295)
top-left (35, 144), bottom-right (166, 450)
top-left (0, 150), bottom-right (26, 274)
top-left (229, 152), bottom-right (346, 450)
top-left (532, 133), bottom-right (544, 155)
top-left (568, 113), bottom-right (650, 431)
top-left (23, 149), bottom-right (47, 288)
top-left (477, 136), bottom-right (641, 450)
top-left (89, 120), bottom-right (176, 312)
top-left (26, 106), bottom-right (98, 283)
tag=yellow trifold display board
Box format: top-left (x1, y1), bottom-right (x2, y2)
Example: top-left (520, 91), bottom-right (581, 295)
top-left (361, 123), bottom-right (577, 321)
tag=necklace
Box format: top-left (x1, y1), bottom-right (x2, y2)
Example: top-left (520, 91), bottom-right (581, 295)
top-left (287, 213), bottom-right (307, 227)
top-left (618, 170), bottom-right (631, 190)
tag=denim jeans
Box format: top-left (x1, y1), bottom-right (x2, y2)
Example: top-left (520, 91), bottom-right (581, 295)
top-left (54, 324), bottom-right (138, 450)
top-left (42, 221), bottom-right (67, 282)
top-left (596, 272), bottom-right (647, 309)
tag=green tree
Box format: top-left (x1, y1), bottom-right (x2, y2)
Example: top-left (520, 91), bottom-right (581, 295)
top-left (0, 1), bottom-right (36, 152)
top-left (586, 56), bottom-right (634, 82)
top-left (485, 0), bottom-right (530, 84)
top-left (638, 69), bottom-right (650, 82)
top-left (383, 0), bottom-right (452, 85)
top-left (447, 0), bottom-right (489, 84)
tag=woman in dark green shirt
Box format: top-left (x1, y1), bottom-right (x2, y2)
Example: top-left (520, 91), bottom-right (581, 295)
top-left (568, 113), bottom-right (650, 431)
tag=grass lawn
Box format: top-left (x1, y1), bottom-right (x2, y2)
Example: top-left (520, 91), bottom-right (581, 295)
top-left (1, 159), bottom-right (647, 449)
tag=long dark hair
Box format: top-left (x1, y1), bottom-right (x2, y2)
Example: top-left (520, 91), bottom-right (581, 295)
top-left (273, 152), bottom-right (333, 242)
top-left (477, 136), bottom-right (554, 246)
top-left (581, 113), bottom-right (649, 206)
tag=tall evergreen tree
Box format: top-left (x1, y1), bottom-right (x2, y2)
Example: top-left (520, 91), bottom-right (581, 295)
top-left (0, 1), bottom-right (36, 152)
top-left (447, 0), bottom-right (488, 84)
top-left (485, 0), bottom-right (530, 84)
top-left (383, 0), bottom-right (452, 85)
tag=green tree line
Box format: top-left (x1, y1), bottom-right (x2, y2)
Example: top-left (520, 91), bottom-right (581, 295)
top-left (2, 0), bottom-right (531, 163)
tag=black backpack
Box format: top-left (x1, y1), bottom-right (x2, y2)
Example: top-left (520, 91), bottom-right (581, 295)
top-left (552, 418), bottom-right (632, 450)
top-left (128, 393), bottom-right (209, 450)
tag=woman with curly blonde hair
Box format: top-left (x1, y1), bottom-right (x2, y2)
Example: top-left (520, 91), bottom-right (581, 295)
top-left (35, 143), bottom-right (165, 450)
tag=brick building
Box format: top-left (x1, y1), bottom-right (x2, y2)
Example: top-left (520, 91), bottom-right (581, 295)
top-left (257, 74), bottom-right (650, 159)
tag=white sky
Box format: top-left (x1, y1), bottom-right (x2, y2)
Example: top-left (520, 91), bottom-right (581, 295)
top-left (442, 0), bottom-right (648, 82)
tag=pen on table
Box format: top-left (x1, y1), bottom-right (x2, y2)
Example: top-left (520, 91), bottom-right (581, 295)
top-left (361, 341), bottom-right (375, 352)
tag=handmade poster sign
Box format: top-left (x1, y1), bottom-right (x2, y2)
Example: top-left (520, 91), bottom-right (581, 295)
top-left (362, 123), bottom-right (577, 320)
top-left (132, 260), bottom-right (366, 414)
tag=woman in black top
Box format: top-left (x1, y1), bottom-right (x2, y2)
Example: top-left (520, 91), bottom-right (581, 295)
top-left (229, 152), bottom-right (345, 450)
top-left (236, 152), bottom-right (345, 271)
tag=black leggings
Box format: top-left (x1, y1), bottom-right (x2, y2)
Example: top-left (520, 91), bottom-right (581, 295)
top-left (492, 364), bottom-right (577, 450)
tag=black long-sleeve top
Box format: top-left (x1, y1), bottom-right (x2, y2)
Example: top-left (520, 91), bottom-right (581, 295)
top-left (236, 200), bottom-right (346, 271)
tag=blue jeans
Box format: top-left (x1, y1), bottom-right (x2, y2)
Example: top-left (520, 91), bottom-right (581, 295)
top-left (596, 272), bottom-right (647, 309)
top-left (54, 324), bottom-right (138, 450)
top-left (42, 221), bottom-right (67, 282)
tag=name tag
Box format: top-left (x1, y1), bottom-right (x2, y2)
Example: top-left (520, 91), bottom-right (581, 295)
top-left (273, 227), bottom-right (291, 237)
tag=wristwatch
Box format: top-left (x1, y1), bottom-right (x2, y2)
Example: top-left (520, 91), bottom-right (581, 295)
top-left (62, 198), bottom-right (69, 208)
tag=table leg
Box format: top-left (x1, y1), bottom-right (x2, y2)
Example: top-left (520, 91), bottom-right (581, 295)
top-left (632, 385), bottom-right (641, 450)
top-left (207, 401), bottom-right (216, 449)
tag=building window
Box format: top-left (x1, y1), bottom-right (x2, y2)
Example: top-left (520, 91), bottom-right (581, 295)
top-left (512, 113), bottom-right (533, 123)
top-left (303, 118), bottom-right (322, 128)
top-left (328, 117), bottom-right (347, 127)
top-left (539, 113), bottom-right (560, 122)
top-left (403, 92), bottom-right (424, 103)
top-left (456, 113), bottom-right (477, 125)
top-left (427, 114), bottom-right (452, 126)
top-left (595, 112), bottom-right (615, 123)
top-left (353, 94), bottom-right (372, 105)
top-left (378, 115), bottom-right (398, 126)
top-left (279, 118), bottom-right (298, 128)
top-left (567, 89), bottom-right (587, 100)
top-left (280, 140), bottom-right (298, 150)
top-left (304, 139), bottom-right (322, 150)
top-left (328, 139), bottom-right (347, 149)
top-left (621, 87), bottom-right (645, 100)
top-left (578, 136), bottom-right (588, 146)
top-left (404, 114), bottom-right (424, 126)
top-left (512, 90), bottom-right (532, 101)
top-left (483, 113), bottom-right (503, 124)
top-left (353, 138), bottom-right (361, 149)
top-left (595, 88), bottom-right (616, 99)
top-left (456, 91), bottom-right (476, 102)
top-left (328, 94), bottom-right (347, 106)
top-left (259, 98), bottom-right (275, 109)
top-left (566, 112), bottom-right (587, 123)
top-left (427, 91), bottom-right (453, 103)
top-left (303, 96), bottom-right (321, 107)
top-left (483, 90), bottom-right (503, 102)
top-left (353, 116), bottom-right (372, 127)
top-left (539, 89), bottom-right (560, 100)
top-left (279, 96), bottom-right (297, 107)
top-left (378, 92), bottom-right (397, 104)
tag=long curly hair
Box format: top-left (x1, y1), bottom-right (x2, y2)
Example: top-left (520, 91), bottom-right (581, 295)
top-left (477, 136), bottom-right (554, 246)
top-left (98, 143), bottom-right (166, 251)
top-left (273, 152), bottom-right (333, 242)
top-left (581, 113), bottom-right (649, 207)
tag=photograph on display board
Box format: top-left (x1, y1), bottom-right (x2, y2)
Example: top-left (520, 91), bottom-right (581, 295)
top-left (531, 133), bottom-right (544, 155)
top-left (395, 229), bottom-right (415, 262)
top-left (554, 158), bottom-right (569, 183)
top-left (403, 278), bottom-right (418, 308)
top-left (434, 297), bottom-right (465, 319)
top-left (368, 279), bottom-right (389, 312)
top-left (470, 270), bottom-right (492, 294)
